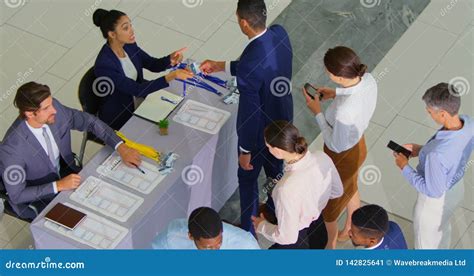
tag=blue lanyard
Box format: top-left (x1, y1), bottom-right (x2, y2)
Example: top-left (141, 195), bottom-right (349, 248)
top-left (171, 62), bottom-right (224, 96)
top-left (199, 74), bottom-right (227, 88)
top-left (177, 78), bottom-right (223, 96)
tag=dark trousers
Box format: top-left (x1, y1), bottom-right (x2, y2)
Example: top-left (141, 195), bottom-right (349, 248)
top-left (269, 215), bottom-right (328, 249)
top-left (238, 147), bottom-right (282, 234)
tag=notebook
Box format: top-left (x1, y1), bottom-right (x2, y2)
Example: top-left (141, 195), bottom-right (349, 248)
top-left (44, 203), bottom-right (87, 230)
top-left (133, 89), bottom-right (184, 123)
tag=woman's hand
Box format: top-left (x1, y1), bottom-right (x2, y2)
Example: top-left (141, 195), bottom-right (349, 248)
top-left (169, 47), bottom-right (187, 66)
top-left (302, 87), bottom-right (322, 115)
top-left (317, 87), bottom-right (336, 100)
top-left (165, 69), bottom-right (194, 83)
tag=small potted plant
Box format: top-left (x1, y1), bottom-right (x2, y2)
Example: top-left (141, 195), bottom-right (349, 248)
top-left (158, 119), bottom-right (169, 136)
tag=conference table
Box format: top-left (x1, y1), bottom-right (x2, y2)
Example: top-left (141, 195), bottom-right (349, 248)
top-left (30, 72), bottom-right (240, 249)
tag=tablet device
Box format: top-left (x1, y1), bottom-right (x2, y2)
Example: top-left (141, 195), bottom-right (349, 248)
top-left (387, 140), bottom-right (412, 158)
top-left (45, 203), bottom-right (87, 230)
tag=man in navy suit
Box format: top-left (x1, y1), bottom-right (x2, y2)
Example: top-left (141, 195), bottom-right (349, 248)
top-left (349, 204), bottom-right (408, 249)
top-left (200, 0), bottom-right (293, 233)
top-left (0, 82), bottom-right (141, 219)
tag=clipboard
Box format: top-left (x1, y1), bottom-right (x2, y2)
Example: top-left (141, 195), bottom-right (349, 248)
top-left (133, 89), bottom-right (184, 123)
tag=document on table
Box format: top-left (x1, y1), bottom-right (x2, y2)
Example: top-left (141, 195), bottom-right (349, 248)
top-left (96, 153), bottom-right (166, 194)
top-left (44, 202), bottom-right (128, 249)
top-left (172, 99), bottom-right (231, 135)
top-left (133, 89), bottom-right (183, 123)
top-left (70, 176), bottom-right (144, 222)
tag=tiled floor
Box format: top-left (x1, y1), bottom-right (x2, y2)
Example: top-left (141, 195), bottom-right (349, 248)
top-left (0, 0), bottom-right (472, 249)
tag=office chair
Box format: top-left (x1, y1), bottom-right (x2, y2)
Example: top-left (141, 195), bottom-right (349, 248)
top-left (77, 66), bottom-right (105, 165)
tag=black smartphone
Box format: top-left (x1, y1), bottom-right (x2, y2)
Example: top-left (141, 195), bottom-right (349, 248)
top-left (387, 140), bottom-right (412, 158)
top-left (304, 83), bottom-right (323, 100)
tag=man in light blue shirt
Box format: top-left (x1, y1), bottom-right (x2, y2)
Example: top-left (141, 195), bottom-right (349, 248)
top-left (152, 207), bottom-right (260, 250)
top-left (393, 82), bottom-right (473, 249)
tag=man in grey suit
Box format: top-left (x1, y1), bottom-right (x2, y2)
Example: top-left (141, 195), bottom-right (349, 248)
top-left (0, 82), bottom-right (141, 219)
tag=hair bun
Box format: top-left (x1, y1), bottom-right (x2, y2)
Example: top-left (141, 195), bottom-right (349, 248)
top-left (92, 8), bottom-right (109, 27)
top-left (358, 64), bottom-right (367, 77)
top-left (294, 137), bottom-right (307, 154)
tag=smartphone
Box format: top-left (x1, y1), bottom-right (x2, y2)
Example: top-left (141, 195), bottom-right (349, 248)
top-left (304, 83), bottom-right (323, 100)
top-left (387, 140), bottom-right (412, 158)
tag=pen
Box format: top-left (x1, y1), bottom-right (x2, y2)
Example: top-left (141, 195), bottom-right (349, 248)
top-left (161, 96), bottom-right (178, 105)
top-left (134, 164), bottom-right (146, 174)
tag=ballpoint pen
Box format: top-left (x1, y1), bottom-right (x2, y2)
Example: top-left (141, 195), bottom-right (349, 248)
top-left (134, 164), bottom-right (146, 174)
top-left (161, 96), bottom-right (178, 105)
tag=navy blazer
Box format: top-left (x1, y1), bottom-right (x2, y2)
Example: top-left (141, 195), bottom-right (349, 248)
top-left (374, 221), bottom-right (408, 250)
top-left (0, 99), bottom-right (122, 217)
top-left (230, 25), bottom-right (293, 152)
top-left (94, 43), bottom-right (171, 130)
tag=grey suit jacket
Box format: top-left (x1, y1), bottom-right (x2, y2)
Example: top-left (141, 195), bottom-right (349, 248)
top-left (0, 98), bottom-right (122, 217)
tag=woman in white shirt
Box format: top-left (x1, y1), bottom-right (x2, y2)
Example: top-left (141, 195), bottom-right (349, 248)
top-left (251, 121), bottom-right (343, 249)
top-left (303, 46), bottom-right (377, 248)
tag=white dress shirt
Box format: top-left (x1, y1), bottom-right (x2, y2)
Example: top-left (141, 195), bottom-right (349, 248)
top-left (257, 150), bottom-right (343, 245)
top-left (315, 73), bottom-right (377, 153)
top-left (119, 52), bottom-right (138, 81)
top-left (25, 122), bottom-right (60, 193)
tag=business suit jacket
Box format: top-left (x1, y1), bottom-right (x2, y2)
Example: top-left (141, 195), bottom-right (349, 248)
top-left (94, 42), bottom-right (171, 130)
top-left (230, 25), bottom-right (294, 153)
top-left (0, 98), bottom-right (122, 217)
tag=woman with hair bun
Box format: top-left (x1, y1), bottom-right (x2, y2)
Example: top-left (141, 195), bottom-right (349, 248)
top-left (251, 121), bottom-right (343, 249)
top-left (302, 46), bottom-right (378, 249)
top-left (92, 9), bottom-right (193, 130)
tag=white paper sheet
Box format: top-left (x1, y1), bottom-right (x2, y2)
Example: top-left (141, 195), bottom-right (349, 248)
top-left (96, 153), bottom-right (166, 194)
top-left (172, 100), bottom-right (230, 135)
top-left (44, 202), bottom-right (128, 249)
top-left (133, 89), bottom-right (183, 123)
top-left (70, 176), bottom-right (144, 222)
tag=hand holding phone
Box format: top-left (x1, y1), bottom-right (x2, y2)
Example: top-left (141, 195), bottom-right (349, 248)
top-left (304, 83), bottom-right (323, 101)
top-left (387, 140), bottom-right (412, 158)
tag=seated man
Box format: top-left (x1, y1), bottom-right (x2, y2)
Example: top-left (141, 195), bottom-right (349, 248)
top-left (349, 204), bottom-right (408, 249)
top-left (152, 207), bottom-right (260, 249)
top-left (0, 82), bottom-right (141, 219)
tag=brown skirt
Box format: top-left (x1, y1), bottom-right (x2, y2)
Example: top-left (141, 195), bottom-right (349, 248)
top-left (322, 136), bottom-right (367, 222)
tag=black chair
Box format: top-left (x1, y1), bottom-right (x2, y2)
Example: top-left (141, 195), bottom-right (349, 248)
top-left (77, 67), bottom-right (105, 165)
top-left (0, 178), bottom-right (34, 223)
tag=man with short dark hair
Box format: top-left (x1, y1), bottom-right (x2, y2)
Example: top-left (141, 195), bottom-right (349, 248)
top-left (392, 82), bottom-right (473, 249)
top-left (199, 0), bottom-right (294, 234)
top-left (349, 204), bottom-right (407, 249)
top-left (0, 82), bottom-right (141, 219)
top-left (152, 207), bottom-right (260, 249)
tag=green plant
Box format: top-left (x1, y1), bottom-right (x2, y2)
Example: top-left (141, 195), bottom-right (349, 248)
top-left (158, 119), bottom-right (169, 129)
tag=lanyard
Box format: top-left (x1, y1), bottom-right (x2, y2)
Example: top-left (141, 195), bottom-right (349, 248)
top-left (177, 78), bottom-right (223, 96)
top-left (171, 62), bottom-right (224, 96)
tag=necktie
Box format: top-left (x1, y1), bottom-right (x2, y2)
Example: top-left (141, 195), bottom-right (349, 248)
top-left (42, 127), bottom-right (57, 169)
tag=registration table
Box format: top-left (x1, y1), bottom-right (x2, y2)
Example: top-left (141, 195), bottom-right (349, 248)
top-left (30, 73), bottom-right (239, 249)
